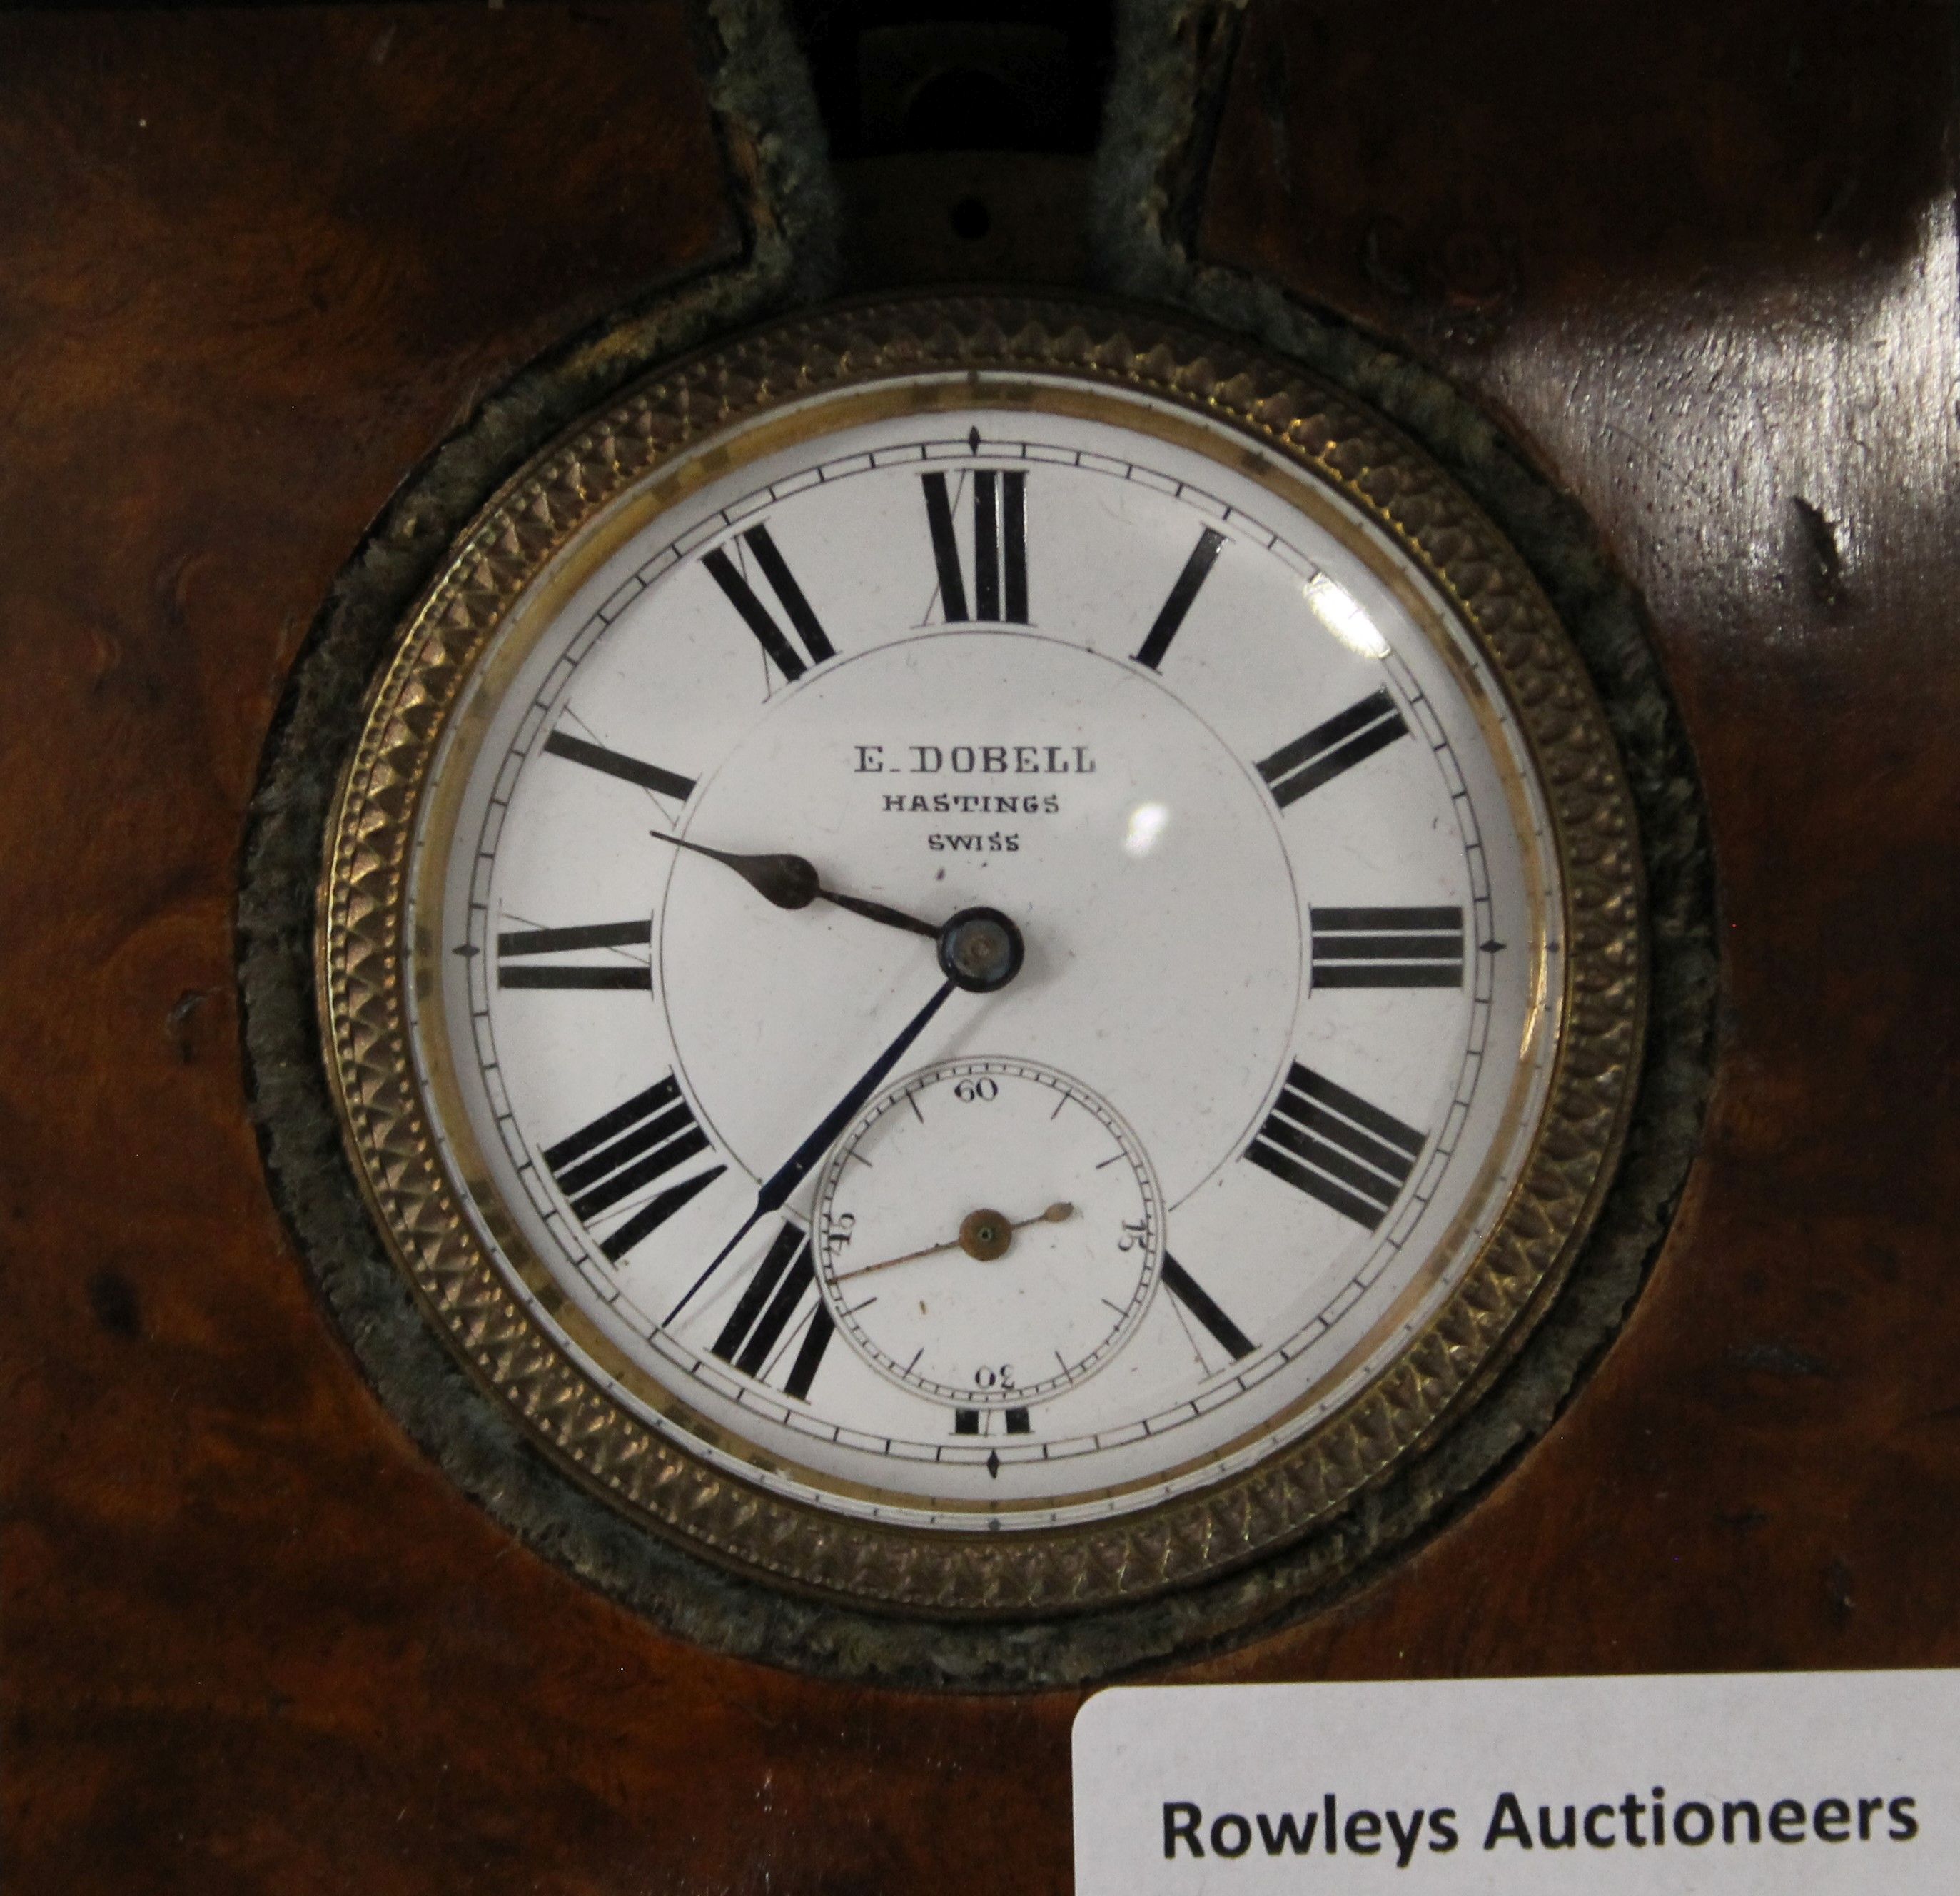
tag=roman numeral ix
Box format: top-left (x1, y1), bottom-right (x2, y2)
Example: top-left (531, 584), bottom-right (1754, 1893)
top-left (1310, 907), bottom-right (1465, 989)
top-left (703, 523), bottom-right (836, 681)
top-left (921, 469), bottom-right (1028, 624)
top-left (1246, 1062), bottom-right (1427, 1230)
top-left (709, 1224), bottom-right (835, 1400)
top-left (497, 919), bottom-right (650, 991)
top-left (1258, 688), bottom-right (1410, 809)
top-left (542, 1075), bottom-right (725, 1261)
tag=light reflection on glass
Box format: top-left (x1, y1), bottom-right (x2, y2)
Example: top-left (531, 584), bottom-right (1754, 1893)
top-left (1123, 801), bottom-right (1169, 859)
top-left (1306, 574), bottom-right (1389, 658)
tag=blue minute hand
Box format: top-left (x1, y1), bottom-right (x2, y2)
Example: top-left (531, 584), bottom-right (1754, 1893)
top-left (664, 977), bottom-right (959, 1326)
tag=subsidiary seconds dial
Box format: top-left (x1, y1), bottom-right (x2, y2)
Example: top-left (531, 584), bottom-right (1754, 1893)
top-left (814, 1059), bottom-right (1163, 1411)
top-left (323, 299), bottom-right (1645, 1610)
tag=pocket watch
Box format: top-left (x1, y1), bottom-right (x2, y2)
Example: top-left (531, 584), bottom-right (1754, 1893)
top-left (320, 296), bottom-right (1642, 1613)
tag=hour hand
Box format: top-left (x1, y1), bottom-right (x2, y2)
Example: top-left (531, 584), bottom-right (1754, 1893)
top-left (648, 830), bottom-right (939, 939)
top-left (816, 886), bottom-right (941, 939)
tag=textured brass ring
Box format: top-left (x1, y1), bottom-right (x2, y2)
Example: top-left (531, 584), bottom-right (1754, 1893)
top-left (319, 295), bottom-right (1644, 1615)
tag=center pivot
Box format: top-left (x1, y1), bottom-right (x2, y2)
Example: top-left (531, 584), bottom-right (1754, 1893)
top-left (959, 1208), bottom-right (1014, 1261)
top-left (937, 906), bottom-right (1026, 993)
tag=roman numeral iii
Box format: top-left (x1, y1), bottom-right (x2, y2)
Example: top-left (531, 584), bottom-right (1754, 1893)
top-left (921, 469), bottom-right (1028, 624)
top-left (542, 1075), bottom-right (726, 1261)
top-left (1258, 687), bottom-right (1410, 808)
top-left (1310, 907), bottom-right (1465, 989)
top-left (709, 1224), bottom-right (835, 1399)
top-left (703, 523), bottom-right (836, 680)
top-left (1246, 1062), bottom-right (1427, 1229)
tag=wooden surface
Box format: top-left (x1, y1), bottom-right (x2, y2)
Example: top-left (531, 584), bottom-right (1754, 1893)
top-left (1190, 0), bottom-right (1960, 1678)
top-left (3, 6), bottom-right (1956, 1892)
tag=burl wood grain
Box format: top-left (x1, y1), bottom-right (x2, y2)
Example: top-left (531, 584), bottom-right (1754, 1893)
top-left (3, 5), bottom-right (1955, 1894)
top-left (1186, 0), bottom-right (1960, 1682)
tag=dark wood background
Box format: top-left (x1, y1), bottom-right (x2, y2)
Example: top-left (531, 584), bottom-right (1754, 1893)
top-left (4, 5), bottom-right (1955, 1891)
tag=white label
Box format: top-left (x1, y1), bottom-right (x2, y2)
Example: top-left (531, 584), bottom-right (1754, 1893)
top-left (1073, 1673), bottom-right (1959, 1893)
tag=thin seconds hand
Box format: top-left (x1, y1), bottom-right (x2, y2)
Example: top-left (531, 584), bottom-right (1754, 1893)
top-left (834, 1203), bottom-right (1076, 1281)
top-left (664, 977), bottom-right (959, 1326)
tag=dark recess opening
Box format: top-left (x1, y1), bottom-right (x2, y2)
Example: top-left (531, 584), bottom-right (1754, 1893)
top-left (789, 1), bottom-right (1116, 156)
top-left (949, 195), bottom-right (992, 240)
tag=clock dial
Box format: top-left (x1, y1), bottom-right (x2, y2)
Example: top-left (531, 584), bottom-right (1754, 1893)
top-left (412, 390), bottom-right (1554, 1527)
top-left (326, 303), bottom-right (1642, 1607)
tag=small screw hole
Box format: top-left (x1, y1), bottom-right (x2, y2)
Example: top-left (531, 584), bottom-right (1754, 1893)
top-left (950, 197), bottom-right (991, 241)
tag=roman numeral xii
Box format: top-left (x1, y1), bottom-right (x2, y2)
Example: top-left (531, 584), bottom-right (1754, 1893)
top-left (921, 470), bottom-right (1028, 624)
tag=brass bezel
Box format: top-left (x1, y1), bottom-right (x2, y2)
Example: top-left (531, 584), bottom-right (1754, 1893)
top-left (319, 296), bottom-right (1645, 1615)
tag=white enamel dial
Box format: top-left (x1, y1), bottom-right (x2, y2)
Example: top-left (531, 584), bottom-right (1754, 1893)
top-left (408, 378), bottom-right (1563, 1531)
